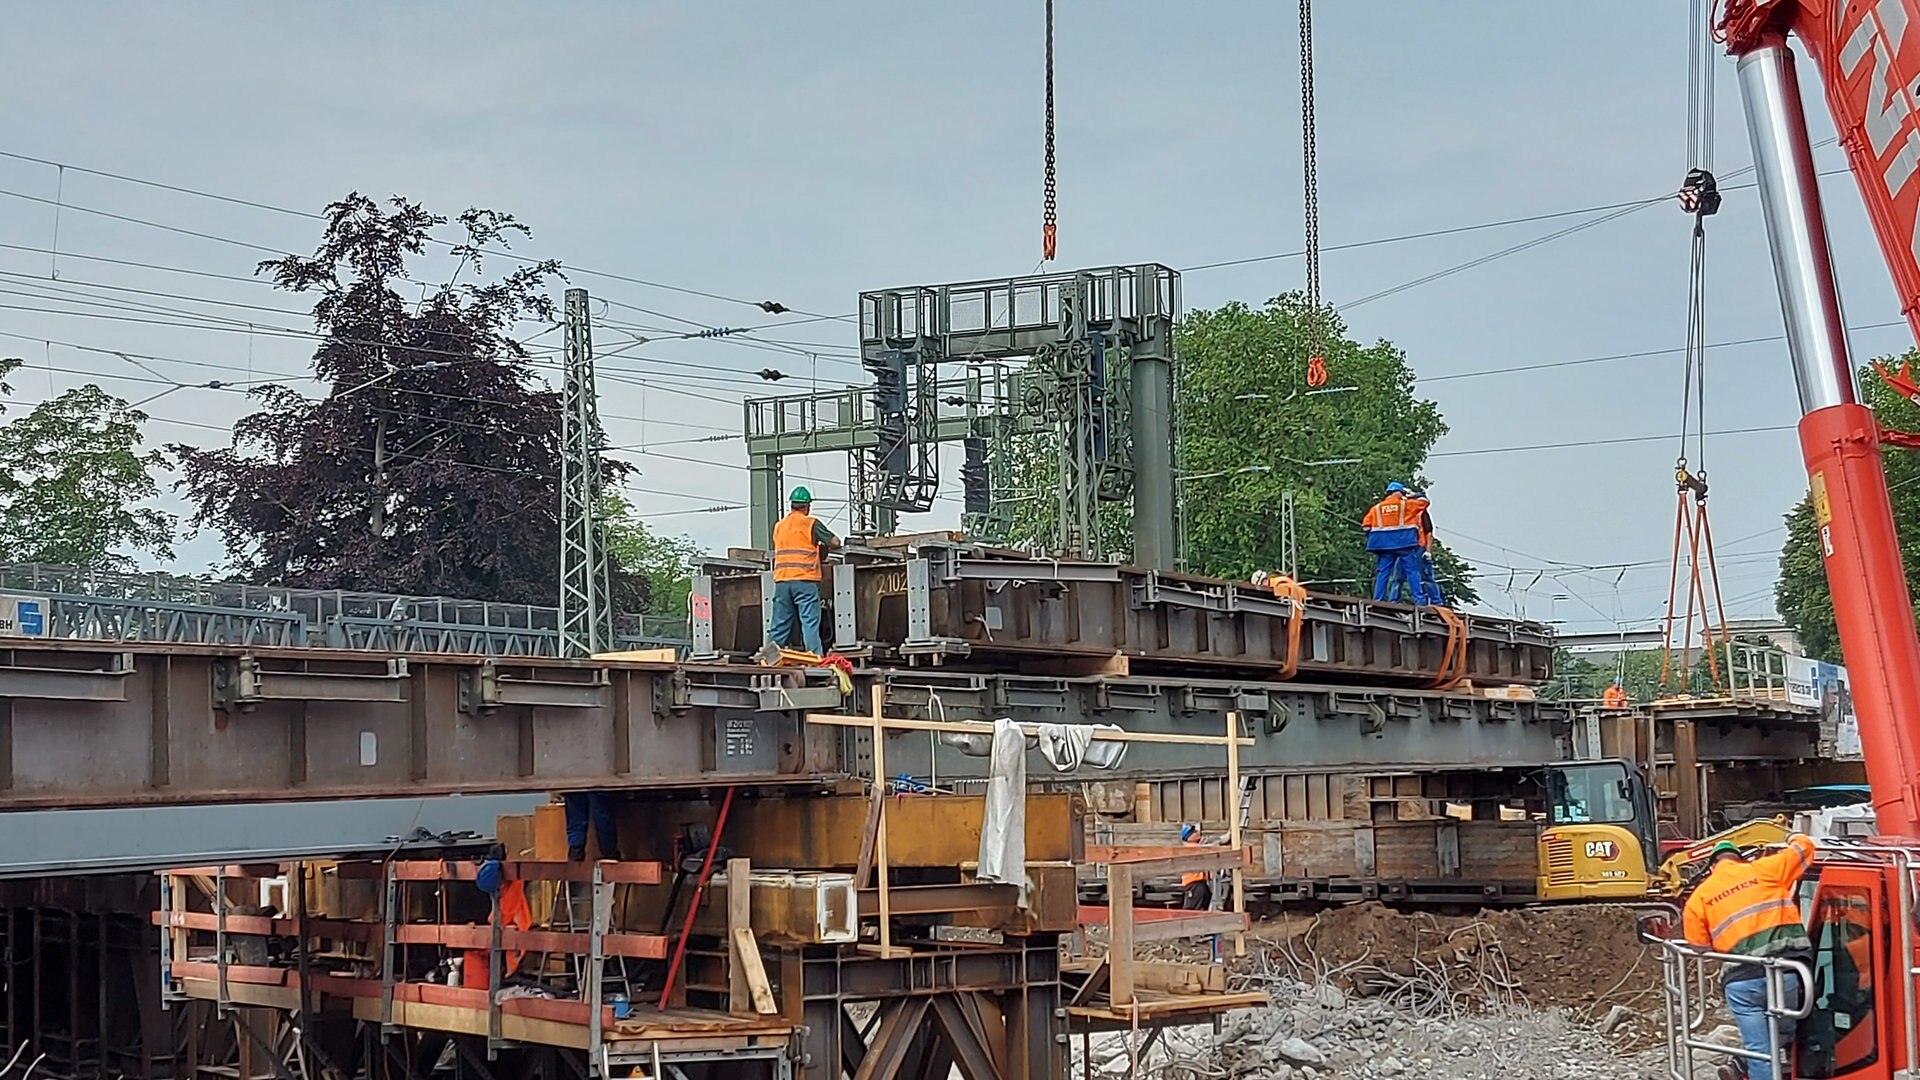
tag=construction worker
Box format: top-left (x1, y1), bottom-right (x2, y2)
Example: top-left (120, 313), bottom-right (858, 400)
top-left (1602, 680), bottom-right (1630, 709)
top-left (563, 792), bottom-right (621, 862)
top-left (769, 486), bottom-right (839, 655)
top-left (462, 846), bottom-right (532, 987)
top-left (1362, 482), bottom-right (1423, 604)
top-left (1682, 833), bottom-right (1819, 1080)
top-left (1178, 823), bottom-right (1212, 910)
top-left (1410, 488), bottom-right (1445, 605)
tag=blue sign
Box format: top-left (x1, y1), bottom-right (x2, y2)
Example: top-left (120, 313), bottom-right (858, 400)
top-left (16, 600), bottom-right (41, 636)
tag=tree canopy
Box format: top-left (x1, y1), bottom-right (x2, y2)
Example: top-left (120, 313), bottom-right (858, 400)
top-left (603, 495), bottom-right (704, 620)
top-left (1001, 295), bottom-right (1474, 600)
top-left (172, 194), bottom-right (636, 606)
top-left (1776, 353), bottom-right (1920, 662)
top-left (0, 358), bottom-right (176, 570)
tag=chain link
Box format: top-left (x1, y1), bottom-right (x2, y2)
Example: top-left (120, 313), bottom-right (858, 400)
top-left (1043, 0), bottom-right (1058, 261)
top-left (1300, 0), bottom-right (1321, 363)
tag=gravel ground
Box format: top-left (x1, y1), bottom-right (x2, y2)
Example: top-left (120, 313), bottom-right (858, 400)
top-left (1073, 904), bottom-right (1751, 1079)
top-left (1070, 974), bottom-right (1747, 1080)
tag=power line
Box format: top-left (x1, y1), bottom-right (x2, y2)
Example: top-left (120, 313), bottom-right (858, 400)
top-left (1421, 320), bottom-right (1909, 384)
top-left (1431, 422), bottom-right (1796, 459)
top-left (0, 147), bottom-right (856, 323)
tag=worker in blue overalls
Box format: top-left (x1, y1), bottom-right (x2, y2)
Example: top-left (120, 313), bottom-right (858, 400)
top-left (1362, 482), bottom-right (1425, 603)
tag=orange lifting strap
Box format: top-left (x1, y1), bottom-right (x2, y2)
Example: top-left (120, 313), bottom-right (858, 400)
top-left (1261, 574), bottom-right (1310, 680)
top-left (1659, 466), bottom-right (1733, 696)
top-left (1429, 606), bottom-right (1470, 691)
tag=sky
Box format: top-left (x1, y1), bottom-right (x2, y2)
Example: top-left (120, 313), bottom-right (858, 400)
top-left (0, 1), bottom-right (1906, 636)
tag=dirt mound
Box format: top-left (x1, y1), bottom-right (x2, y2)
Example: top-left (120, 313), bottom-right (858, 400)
top-left (1244, 904), bottom-right (1663, 1043)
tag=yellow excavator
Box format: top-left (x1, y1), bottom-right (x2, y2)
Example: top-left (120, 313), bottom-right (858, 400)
top-left (1532, 760), bottom-right (1790, 900)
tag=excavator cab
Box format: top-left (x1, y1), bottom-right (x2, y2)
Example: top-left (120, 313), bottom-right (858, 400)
top-left (1535, 759), bottom-right (1660, 900)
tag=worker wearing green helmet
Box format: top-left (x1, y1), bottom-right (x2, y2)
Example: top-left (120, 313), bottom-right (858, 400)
top-left (768, 486), bottom-right (839, 655)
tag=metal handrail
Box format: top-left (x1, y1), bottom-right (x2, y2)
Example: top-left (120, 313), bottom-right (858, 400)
top-left (1648, 934), bottom-right (1813, 1080)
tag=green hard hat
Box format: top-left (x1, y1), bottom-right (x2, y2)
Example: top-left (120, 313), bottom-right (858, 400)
top-left (1711, 841), bottom-right (1741, 858)
top-left (789, 486), bottom-right (813, 504)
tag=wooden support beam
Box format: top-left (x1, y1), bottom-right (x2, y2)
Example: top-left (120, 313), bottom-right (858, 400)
top-left (1227, 709), bottom-right (1246, 958)
top-left (725, 858), bottom-right (776, 1016)
top-left (1080, 847), bottom-right (1251, 877)
top-left (805, 710), bottom-right (1252, 747)
top-left (1107, 865), bottom-right (1134, 1009)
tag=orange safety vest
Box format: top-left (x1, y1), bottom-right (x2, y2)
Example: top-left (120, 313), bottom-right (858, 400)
top-left (772, 511), bottom-right (824, 582)
top-left (1682, 834), bottom-right (1817, 959)
top-left (1362, 493), bottom-right (1413, 530)
top-left (461, 879), bottom-right (531, 986)
top-left (1414, 505), bottom-right (1433, 548)
top-left (1180, 838), bottom-right (1207, 888)
top-left (1602, 685), bottom-right (1629, 709)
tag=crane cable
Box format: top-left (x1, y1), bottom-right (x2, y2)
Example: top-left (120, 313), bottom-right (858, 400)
top-left (1660, 0), bottom-right (1733, 698)
top-left (1042, 0), bottom-right (1058, 262)
top-left (1300, 0), bottom-right (1327, 388)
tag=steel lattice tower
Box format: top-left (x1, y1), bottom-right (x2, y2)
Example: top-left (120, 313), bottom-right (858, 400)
top-left (558, 287), bottom-right (613, 656)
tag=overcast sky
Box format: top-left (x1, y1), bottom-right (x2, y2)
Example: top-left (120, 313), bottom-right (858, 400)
top-left (0, 2), bottom-right (1904, 635)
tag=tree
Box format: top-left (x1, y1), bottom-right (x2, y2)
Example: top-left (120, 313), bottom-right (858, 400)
top-left (1776, 353), bottom-right (1920, 663)
top-left (1001, 295), bottom-right (1475, 600)
top-left (0, 358), bottom-right (176, 569)
top-left (173, 194), bottom-right (634, 606)
top-left (603, 495), bottom-right (706, 620)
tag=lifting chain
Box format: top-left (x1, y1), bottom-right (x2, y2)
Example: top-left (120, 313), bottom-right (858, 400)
top-left (1300, 0), bottom-right (1323, 385)
top-left (1042, 0), bottom-right (1058, 262)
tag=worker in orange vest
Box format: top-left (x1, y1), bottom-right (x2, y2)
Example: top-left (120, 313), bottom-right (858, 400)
top-left (462, 850), bottom-right (533, 989)
top-left (769, 486), bottom-right (839, 655)
top-left (1682, 834), bottom-right (1818, 1080)
top-left (1178, 824), bottom-right (1212, 910)
top-left (1362, 482), bottom-right (1424, 603)
top-left (1602, 681), bottom-right (1630, 709)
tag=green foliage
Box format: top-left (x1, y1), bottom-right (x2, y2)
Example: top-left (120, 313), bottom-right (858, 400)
top-left (603, 495), bottom-right (705, 619)
top-left (1776, 353), bottom-right (1920, 664)
top-left (0, 358), bottom-right (176, 569)
top-left (1001, 294), bottom-right (1474, 600)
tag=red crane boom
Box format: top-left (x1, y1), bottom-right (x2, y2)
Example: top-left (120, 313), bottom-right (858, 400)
top-left (1721, 0), bottom-right (1920, 839)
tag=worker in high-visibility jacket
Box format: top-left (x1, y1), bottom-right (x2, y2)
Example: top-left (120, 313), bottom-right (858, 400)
top-left (1362, 482), bottom-right (1424, 604)
top-left (1177, 824), bottom-right (1212, 910)
top-left (1682, 834), bottom-right (1818, 1080)
top-left (769, 486), bottom-right (840, 655)
top-left (1602, 681), bottom-right (1630, 710)
top-left (1410, 488), bottom-right (1445, 606)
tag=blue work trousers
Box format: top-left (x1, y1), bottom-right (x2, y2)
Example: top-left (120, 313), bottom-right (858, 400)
top-left (1372, 549), bottom-right (1423, 604)
top-left (1726, 971), bottom-right (1799, 1080)
top-left (1417, 549), bottom-right (1446, 606)
top-left (769, 579), bottom-right (824, 655)
top-left (563, 792), bottom-right (618, 855)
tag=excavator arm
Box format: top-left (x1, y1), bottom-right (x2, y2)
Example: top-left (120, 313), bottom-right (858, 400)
top-left (1719, 0), bottom-right (1920, 837)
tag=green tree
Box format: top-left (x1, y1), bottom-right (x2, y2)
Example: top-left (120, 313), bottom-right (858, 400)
top-left (1000, 295), bottom-right (1474, 600)
top-left (1776, 353), bottom-right (1920, 663)
top-left (602, 495), bottom-right (705, 620)
top-left (0, 359), bottom-right (177, 570)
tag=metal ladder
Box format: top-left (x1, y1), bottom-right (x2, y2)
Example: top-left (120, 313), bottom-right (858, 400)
top-left (554, 877), bottom-right (633, 1011)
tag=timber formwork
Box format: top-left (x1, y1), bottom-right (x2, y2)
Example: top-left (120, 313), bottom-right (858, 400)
top-left (693, 543), bottom-right (1554, 687)
top-left (146, 791), bottom-right (1254, 1080)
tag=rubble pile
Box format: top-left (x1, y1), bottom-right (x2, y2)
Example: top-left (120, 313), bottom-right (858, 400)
top-left (1072, 972), bottom-right (1682, 1079)
top-left (1076, 904), bottom-right (1755, 1079)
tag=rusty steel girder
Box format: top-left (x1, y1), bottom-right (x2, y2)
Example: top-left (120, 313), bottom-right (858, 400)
top-left (0, 641), bottom-right (846, 810)
top-left (696, 544), bottom-right (1555, 686)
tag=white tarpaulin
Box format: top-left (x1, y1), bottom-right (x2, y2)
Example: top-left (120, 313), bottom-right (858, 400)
top-left (975, 717), bottom-right (1027, 895)
top-left (1035, 723), bottom-right (1128, 772)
